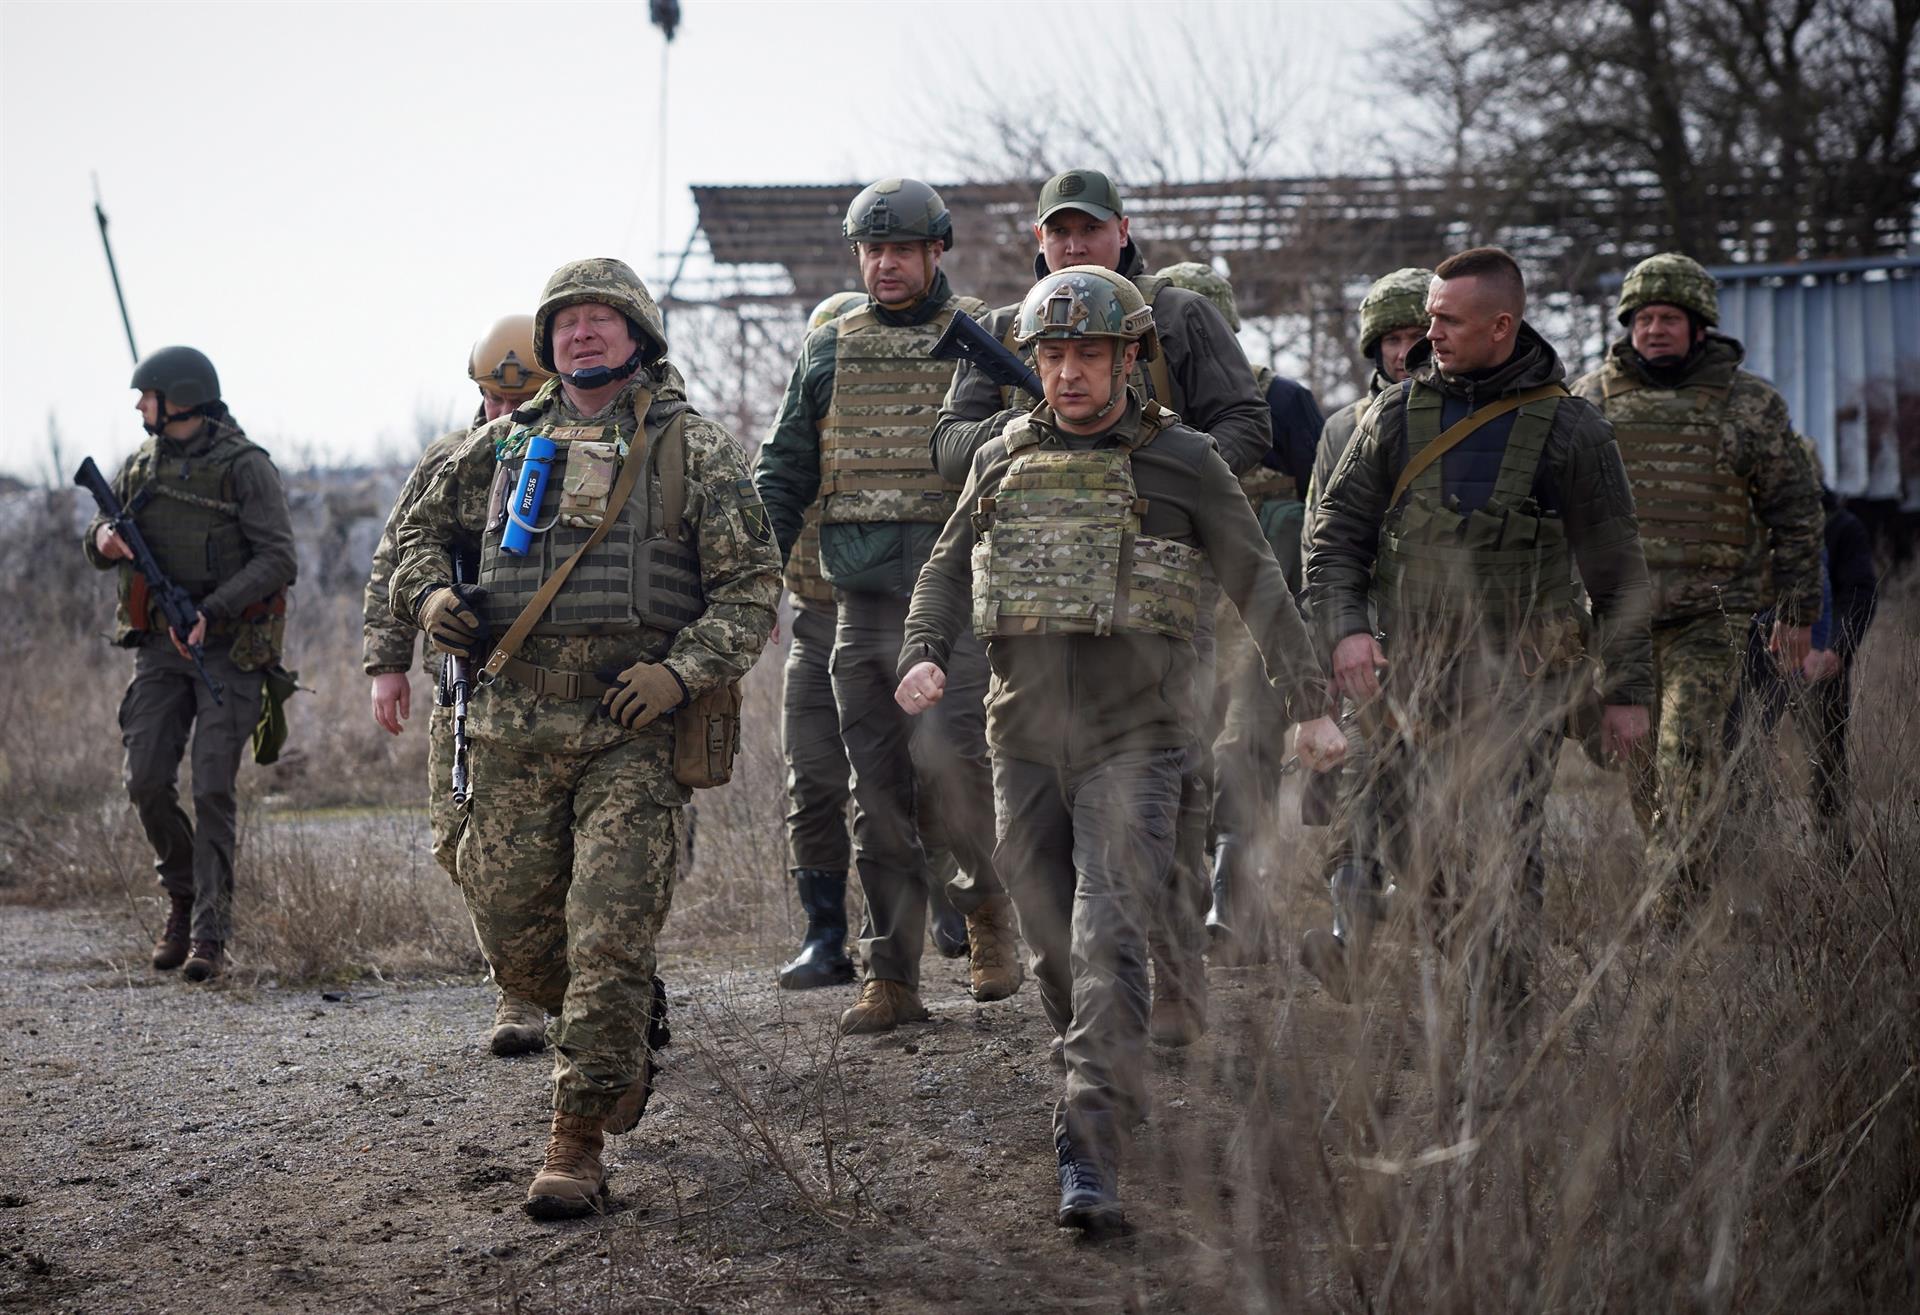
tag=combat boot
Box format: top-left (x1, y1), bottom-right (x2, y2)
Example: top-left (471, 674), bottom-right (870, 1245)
top-left (524, 1112), bottom-right (608, 1220)
top-left (1300, 861), bottom-right (1383, 1004)
top-left (489, 992), bottom-right (547, 1056)
top-left (928, 882), bottom-right (970, 960)
top-left (1149, 970), bottom-right (1208, 1047)
top-left (838, 979), bottom-right (930, 1036)
top-left (1054, 1121), bottom-right (1124, 1234)
top-left (151, 895), bottom-right (193, 972)
top-left (778, 869), bottom-right (855, 990)
top-left (181, 940), bottom-right (224, 983)
top-left (965, 895), bottom-right (1023, 1001)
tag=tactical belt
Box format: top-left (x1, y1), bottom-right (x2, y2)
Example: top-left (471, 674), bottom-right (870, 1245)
top-left (496, 656), bottom-right (612, 701)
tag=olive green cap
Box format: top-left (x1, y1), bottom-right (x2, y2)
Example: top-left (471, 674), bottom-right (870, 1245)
top-left (1616, 251), bottom-right (1719, 327)
top-left (1036, 169), bottom-right (1124, 225)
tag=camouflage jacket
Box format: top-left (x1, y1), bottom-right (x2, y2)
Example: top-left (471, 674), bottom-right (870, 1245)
top-left (362, 412), bottom-right (481, 675)
top-left (1301, 367), bottom-right (1394, 566)
top-left (1309, 327), bottom-right (1655, 707)
top-left (901, 391), bottom-right (1326, 768)
top-left (754, 270), bottom-right (971, 598)
top-left (389, 370), bottom-right (779, 756)
top-left (1570, 335), bottom-right (1824, 626)
top-left (928, 241), bottom-right (1273, 485)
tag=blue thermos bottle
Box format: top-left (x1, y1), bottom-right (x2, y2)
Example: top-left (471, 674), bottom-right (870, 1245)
top-left (500, 433), bottom-right (556, 556)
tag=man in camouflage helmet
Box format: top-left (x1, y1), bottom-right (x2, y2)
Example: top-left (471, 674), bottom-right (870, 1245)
top-left (390, 258), bottom-right (779, 1219)
top-left (775, 289), bottom-right (970, 990)
top-left (362, 314), bottom-right (553, 1054)
top-left (85, 346), bottom-right (298, 983)
top-left (1570, 252), bottom-right (1823, 914)
top-left (1307, 248), bottom-right (1653, 1011)
top-left (898, 264), bottom-right (1345, 1233)
top-left (754, 179), bottom-right (1023, 1036)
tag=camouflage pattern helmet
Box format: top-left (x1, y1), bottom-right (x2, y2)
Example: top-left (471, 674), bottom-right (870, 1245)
top-left (843, 178), bottom-right (954, 250)
top-left (807, 290), bottom-right (867, 331)
top-left (1014, 265), bottom-right (1158, 361)
top-left (1616, 251), bottom-right (1719, 327)
top-left (532, 258), bottom-right (668, 372)
top-left (1358, 268), bottom-right (1434, 356)
top-left (468, 313), bottom-right (552, 401)
top-left (1156, 261), bottom-right (1240, 332)
top-left (130, 345), bottom-right (220, 409)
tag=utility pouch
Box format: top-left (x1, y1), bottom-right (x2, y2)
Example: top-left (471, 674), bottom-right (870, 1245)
top-left (673, 679), bottom-right (743, 789)
top-left (228, 590), bottom-right (289, 671)
top-left (559, 440), bottom-right (620, 528)
top-left (252, 663), bottom-right (300, 765)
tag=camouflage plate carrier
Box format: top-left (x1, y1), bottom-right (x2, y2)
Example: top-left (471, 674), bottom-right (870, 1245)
top-left (818, 297), bottom-right (987, 525)
top-left (782, 502), bottom-right (835, 608)
top-left (970, 409), bottom-right (1206, 640)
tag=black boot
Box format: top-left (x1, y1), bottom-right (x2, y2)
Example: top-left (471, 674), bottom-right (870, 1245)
top-left (927, 880), bottom-right (969, 960)
top-left (1300, 861), bottom-right (1384, 1004)
top-left (1054, 1119), bottom-right (1124, 1234)
top-left (778, 869), bottom-right (854, 990)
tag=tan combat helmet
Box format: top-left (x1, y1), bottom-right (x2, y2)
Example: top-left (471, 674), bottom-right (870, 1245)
top-left (532, 258), bottom-right (669, 375)
top-left (469, 314), bottom-right (552, 402)
top-left (1615, 252), bottom-right (1720, 327)
top-left (1358, 268), bottom-right (1434, 356)
top-left (1156, 261), bottom-right (1241, 332)
top-left (807, 290), bottom-right (867, 331)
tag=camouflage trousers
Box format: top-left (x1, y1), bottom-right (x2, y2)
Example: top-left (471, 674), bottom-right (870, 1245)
top-left (782, 603), bottom-right (852, 872)
top-left (458, 730), bottom-right (681, 1119)
top-left (1630, 613), bottom-right (1745, 884)
top-left (120, 637), bottom-right (266, 944)
top-left (425, 704), bottom-right (464, 882)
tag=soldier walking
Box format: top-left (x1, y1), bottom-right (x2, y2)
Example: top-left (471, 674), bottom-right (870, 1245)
top-left (898, 267), bottom-right (1343, 1232)
top-left (1570, 253), bottom-right (1823, 917)
top-left (390, 259), bottom-right (779, 1218)
top-left (362, 314), bottom-right (554, 1053)
top-left (86, 346), bottom-right (297, 983)
top-left (753, 179), bottom-right (1022, 1036)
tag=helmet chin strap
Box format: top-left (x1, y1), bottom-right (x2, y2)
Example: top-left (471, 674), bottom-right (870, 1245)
top-left (565, 347), bottom-right (645, 390)
top-left (142, 393), bottom-right (210, 437)
top-left (1089, 345), bottom-right (1133, 420)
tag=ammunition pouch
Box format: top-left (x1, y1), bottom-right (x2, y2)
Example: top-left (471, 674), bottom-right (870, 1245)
top-left (674, 679), bottom-right (742, 789)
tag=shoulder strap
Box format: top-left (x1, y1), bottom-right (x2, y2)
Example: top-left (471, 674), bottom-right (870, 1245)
top-left (659, 412), bottom-right (689, 540)
top-left (1388, 382), bottom-right (1567, 508)
top-left (479, 387), bottom-right (655, 684)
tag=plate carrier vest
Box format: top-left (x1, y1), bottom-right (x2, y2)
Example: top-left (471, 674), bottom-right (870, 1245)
top-left (116, 425), bottom-right (264, 637)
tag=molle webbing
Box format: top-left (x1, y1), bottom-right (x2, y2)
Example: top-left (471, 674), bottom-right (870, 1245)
top-left (818, 299), bottom-right (979, 523)
top-left (970, 423), bottom-right (1204, 640)
top-left (119, 430), bottom-right (257, 618)
top-left (782, 501), bottom-right (835, 607)
top-left (1602, 374), bottom-right (1756, 566)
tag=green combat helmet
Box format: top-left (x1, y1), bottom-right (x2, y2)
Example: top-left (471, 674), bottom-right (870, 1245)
top-left (532, 257), bottom-right (668, 375)
top-left (843, 178), bottom-right (954, 249)
top-left (1156, 261), bottom-right (1241, 332)
top-left (1358, 268), bottom-right (1434, 356)
top-left (807, 290), bottom-right (867, 331)
top-left (1015, 265), bottom-right (1156, 419)
top-left (1616, 252), bottom-right (1719, 327)
top-left (130, 345), bottom-right (221, 409)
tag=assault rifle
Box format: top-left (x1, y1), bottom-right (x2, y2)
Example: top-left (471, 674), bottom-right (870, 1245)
top-left (441, 552), bottom-right (474, 807)
top-left (75, 456), bottom-right (224, 705)
top-left (930, 312), bottom-right (1043, 400)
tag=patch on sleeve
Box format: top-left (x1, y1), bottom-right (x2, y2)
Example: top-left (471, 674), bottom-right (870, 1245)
top-left (733, 477), bottom-right (773, 543)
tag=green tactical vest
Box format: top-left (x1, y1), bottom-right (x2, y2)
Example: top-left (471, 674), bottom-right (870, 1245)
top-left (116, 425), bottom-right (262, 634)
top-left (819, 295), bottom-right (986, 525)
top-left (783, 500), bottom-right (835, 609)
top-left (1600, 368), bottom-right (1759, 596)
top-left (477, 381), bottom-right (702, 637)
top-left (1371, 386), bottom-right (1575, 630)
top-left (970, 409), bottom-right (1206, 641)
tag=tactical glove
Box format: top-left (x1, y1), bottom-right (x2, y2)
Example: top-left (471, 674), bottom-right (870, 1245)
top-left (418, 584), bottom-right (490, 659)
top-left (599, 660), bottom-right (687, 729)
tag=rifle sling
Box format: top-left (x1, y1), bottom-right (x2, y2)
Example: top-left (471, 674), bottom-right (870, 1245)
top-left (1388, 383), bottom-right (1566, 508)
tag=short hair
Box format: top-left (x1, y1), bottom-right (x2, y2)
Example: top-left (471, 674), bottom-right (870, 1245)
top-left (1434, 246), bottom-right (1525, 316)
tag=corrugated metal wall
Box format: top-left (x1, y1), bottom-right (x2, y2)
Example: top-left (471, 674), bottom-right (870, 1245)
top-left (1712, 257), bottom-right (1920, 507)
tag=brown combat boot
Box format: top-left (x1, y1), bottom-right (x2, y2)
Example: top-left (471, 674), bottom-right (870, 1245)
top-left (524, 1112), bottom-right (608, 1220)
top-left (488, 992), bottom-right (548, 1057)
top-left (181, 940), bottom-right (224, 983)
top-left (838, 979), bottom-right (930, 1036)
top-left (1149, 971), bottom-right (1207, 1047)
top-left (965, 896), bottom-right (1024, 1002)
top-left (152, 896), bottom-right (193, 972)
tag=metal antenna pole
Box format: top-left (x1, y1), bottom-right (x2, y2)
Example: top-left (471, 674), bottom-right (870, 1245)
top-left (92, 173), bottom-right (139, 364)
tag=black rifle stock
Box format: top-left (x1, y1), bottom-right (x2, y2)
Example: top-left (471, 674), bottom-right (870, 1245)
top-left (446, 554), bottom-right (473, 807)
top-left (930, 312), bottom-right (1043, 400)
top-left (75, 456), bottom-right (224, 705)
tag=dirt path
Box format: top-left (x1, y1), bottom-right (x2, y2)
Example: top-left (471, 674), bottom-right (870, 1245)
top-left (1, 902), bottom-right (1352, 1314)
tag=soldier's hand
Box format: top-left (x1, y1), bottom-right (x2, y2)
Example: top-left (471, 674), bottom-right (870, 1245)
top-left (1769, 621), bottom-right (1812, 674)
top-left (1599, 703), bottom-right (1651, 762)
top-left (1295, 716), bottom-right (1348, 774)
top-left (169, 612), bottom-right (207, 660)
top-left (1331, 632), bottom-right (1388, 701)
top-left (895, 662), bottom-right (946, 715)
top-left (419, 585), bottom-right (490, 659)
top-left (1802, 648), bottom-right (1842, 683)
top-left (600, 661), bottom-right (686, 729)
top-left (371, 673), bottom-right (412, 735)
top-left (94, 524), bottom-right (134, 561)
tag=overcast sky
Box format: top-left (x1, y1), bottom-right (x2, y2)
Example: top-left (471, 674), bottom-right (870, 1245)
top-left (0, 0), bottom-right (1401, 483)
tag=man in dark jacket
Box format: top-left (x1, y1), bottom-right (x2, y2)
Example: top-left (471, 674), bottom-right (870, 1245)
top-left (1305, 247), bottom-right (1654, 1011)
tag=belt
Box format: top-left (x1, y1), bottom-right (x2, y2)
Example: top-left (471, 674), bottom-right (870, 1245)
top-left (495, 656), bottom-right (614, 701)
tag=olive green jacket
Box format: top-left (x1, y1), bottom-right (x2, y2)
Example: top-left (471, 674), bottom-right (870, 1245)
top-left (1301, 367), bottom-right (1394, 567)
top-left (929, 241), bottom-right (1272, 484)
top-left (901, 392), bottom-right (1326, 768)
